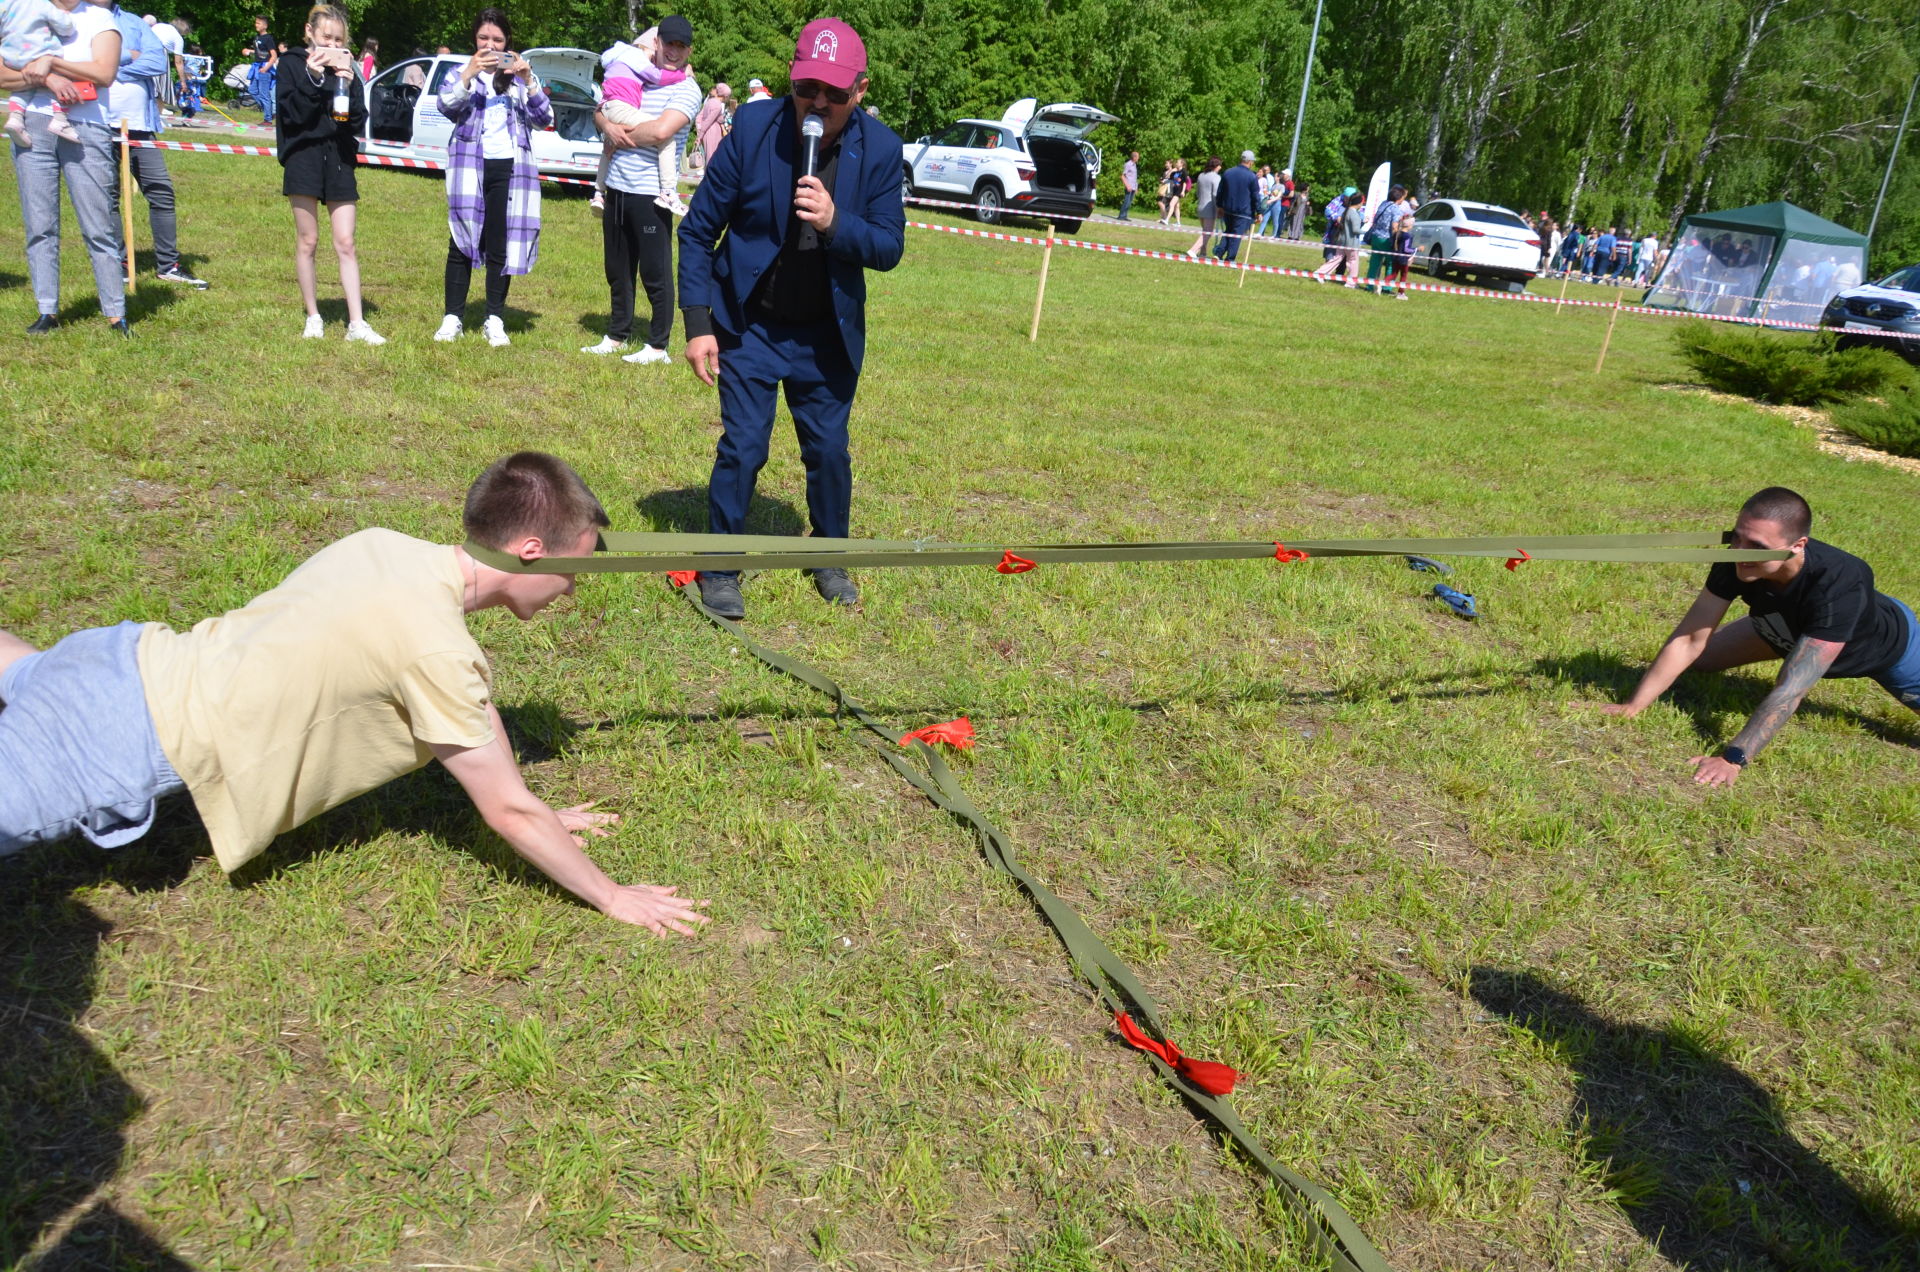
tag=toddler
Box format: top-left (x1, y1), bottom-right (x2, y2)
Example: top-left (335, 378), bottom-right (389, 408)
top-left (3, 0), bottom-right (81, 150)
top-left (1388, 214), bottom-right (1415, 299)
top-left (591, 26), bottom-right (689, 218)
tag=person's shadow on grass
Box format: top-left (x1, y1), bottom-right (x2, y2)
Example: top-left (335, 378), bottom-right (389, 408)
top-left (634, 486), bottom-right (807, 539)
top-left (1533, 651), bottom-right (1920, 748)
top-left (0, 832), bottom-right (199, 1271)
top-left (1469, 967), bottom-right (1920, 1271)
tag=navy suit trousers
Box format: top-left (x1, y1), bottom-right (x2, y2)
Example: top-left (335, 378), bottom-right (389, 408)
top-left (705, 319), bottom-right (859, 576)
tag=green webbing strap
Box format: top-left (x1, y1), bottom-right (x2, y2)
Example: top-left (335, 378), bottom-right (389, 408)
top-left (670, 583), bottom-right (1396, 1272)
top-left (466, 530), bottom-right (1788, 575)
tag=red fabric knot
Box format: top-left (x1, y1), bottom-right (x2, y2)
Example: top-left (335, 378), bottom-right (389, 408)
top-left (666, 570), bottom-right (697, 588)
top-left (996, 551), bottom-right (1037, 575)
top-left (1505, 549), bottom-right (1532, 571)
top-left (901, 717), bottom-right (975, 750)
top-left (1272, 542), bottom-right (1310, 564)
top-left (1113, 1011), bottom-right (1239, 1095)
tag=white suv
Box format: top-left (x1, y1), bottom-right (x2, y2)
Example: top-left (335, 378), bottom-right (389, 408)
top-left (1412, 199), bottom-right (1542, 291)
top-left (904, 98), bottom-right (1117, 235)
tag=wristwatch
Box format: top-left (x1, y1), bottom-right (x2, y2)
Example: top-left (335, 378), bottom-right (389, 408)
top-left (1721, 744), bottom-right (1748, 767)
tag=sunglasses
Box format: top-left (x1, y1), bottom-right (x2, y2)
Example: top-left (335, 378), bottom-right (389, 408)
top-left (792, 80), bottom-right (852, 105)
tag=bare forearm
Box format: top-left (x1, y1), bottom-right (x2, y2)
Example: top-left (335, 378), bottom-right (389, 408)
top-left (1624, 631), bottom-right (1710, 709)
top-left (1728, 637), bottom-right (1842, 759)
top-left (490, 803), bottom-right (618, 911)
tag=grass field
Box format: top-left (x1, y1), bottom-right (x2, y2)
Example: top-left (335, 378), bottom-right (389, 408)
top-left (3, 153), bottom-right (1918, 1272)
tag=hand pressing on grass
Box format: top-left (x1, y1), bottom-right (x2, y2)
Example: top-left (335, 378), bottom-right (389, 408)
top-left (1689, 754), bottom-right (1743, 787)
top-left (556, 801), bottom-right (618, 844)
top-left (1597, 703), bottom-right (1643, 718)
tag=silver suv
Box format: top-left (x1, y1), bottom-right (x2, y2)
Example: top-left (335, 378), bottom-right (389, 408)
top-left (903, 98), bottom-right (1117, 235)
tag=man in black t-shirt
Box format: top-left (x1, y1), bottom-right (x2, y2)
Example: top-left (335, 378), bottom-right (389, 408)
top-left (1605, 487), bottom-right (1920, 786)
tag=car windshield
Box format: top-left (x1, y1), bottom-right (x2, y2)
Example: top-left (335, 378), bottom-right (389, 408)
top-left (1463, 206), bottom-right (1531, 230)
top-left (1872, 265), bottom-right (1920, 293)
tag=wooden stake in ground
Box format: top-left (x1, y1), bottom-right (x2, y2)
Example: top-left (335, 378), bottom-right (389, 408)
top-left (1594, 292), bottom-right (1624, 373)
top-left (1028, 234), bottom-right (1055, 342)
top-left (1238, 226), bottom-right (1254, 288)
top-left (119, 120), bottom-right (135, 287)
top-left (1555, 267), bottom-right (1572, 315)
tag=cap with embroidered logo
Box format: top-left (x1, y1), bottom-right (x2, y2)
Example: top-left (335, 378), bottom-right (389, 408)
top-left (790, 17), bottom-right (866, 91)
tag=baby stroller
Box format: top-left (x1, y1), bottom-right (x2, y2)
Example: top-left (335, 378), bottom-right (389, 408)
top-left (178, 54), bottom-right (243, 126)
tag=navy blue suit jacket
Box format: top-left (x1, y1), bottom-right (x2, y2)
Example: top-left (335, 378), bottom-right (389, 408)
top-left (677, 98), bottom-right (905, 373)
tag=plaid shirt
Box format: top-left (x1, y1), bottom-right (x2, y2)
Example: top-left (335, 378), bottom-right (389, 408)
top-left (438, 75), bottom-right (553, 276)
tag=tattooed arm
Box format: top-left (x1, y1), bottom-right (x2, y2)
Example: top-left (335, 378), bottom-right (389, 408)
top-left (1691, 635), bottom-right (1845, 786)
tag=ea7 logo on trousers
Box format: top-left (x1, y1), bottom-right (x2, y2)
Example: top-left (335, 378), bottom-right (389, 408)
top-left (812, 29), bottom-right (839, 61)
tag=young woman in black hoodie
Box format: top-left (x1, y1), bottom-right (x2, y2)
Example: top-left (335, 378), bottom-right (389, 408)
top-left (277, 4), bottom-right (383, 343)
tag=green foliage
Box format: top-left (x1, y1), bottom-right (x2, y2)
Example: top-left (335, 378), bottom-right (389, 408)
top-left (1830, 369), bottom-right (1920, 458)
top-left (1671, 320), bottom-right (1909, 406)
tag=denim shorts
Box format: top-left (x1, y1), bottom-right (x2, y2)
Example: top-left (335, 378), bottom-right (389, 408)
top-left (0, 622), bottom-right (184, 856)
top-left (1870, 597), bottom-right (1920, 711)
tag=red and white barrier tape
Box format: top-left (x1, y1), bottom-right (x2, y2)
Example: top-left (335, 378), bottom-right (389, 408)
top-left (124, 136), bottom-right (601, 186)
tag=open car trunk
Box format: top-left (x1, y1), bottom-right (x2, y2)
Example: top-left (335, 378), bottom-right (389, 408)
top-left (1026, 136), bottom-right (1090, 195)
top-left (522, 48), bottom-right (601, 143)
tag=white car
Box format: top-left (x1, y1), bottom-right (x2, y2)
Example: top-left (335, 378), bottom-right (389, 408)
top-left (361, 48), bottom-right (604, 178)
top-left (1412, 199), bottom-right (1542, 291)
top-left (904, 98), bottom-right (1118, 234)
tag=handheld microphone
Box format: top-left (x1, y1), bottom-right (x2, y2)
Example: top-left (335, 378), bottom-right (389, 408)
top-left (801, 114), bottom-right (824, 180)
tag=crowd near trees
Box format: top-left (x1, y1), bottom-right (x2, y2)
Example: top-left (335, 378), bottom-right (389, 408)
top-left (187, 0), bottom-right (1917, 266)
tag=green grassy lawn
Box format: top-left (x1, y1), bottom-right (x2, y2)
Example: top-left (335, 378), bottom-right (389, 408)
top-left (3, 155), bottom-right (1918, 1271)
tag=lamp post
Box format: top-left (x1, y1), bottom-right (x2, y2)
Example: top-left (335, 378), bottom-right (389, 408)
top-left (1866, 72), bottom-right (1917, 255)
top-left (1285, 0), bottom-right (1323, 178)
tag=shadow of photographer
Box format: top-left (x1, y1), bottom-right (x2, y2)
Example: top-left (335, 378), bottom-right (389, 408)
top-left (1469, 967), bottom-right (1919, 1270)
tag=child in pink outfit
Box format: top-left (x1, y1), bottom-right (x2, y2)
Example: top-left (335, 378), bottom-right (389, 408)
top-left (592, 27), bottom-right (690, 218)
top-left (3, 0), bottom-right (82, 150)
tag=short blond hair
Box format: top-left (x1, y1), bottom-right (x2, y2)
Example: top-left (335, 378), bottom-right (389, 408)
top-left (305, 4), bottom-right (349, 43)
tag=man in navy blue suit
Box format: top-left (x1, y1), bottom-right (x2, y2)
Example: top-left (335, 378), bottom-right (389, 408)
top-left (677, 17), bottom-right (906, 620)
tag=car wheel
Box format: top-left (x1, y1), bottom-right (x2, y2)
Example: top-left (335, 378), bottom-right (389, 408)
top-left (974, 181), bottom-right (1004, 225)
top-left (1051, 218), bottom-right (1082, 236)
top-left (1507, 279), bottom-right (1527, 294)
top-left (1428, 246), bottom-right (1448, 279)
top-left (901, 167), bottom-right (914, 205)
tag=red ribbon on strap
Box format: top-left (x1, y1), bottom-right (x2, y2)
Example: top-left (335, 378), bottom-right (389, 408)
top-left (1272, 542), bottom-right (1310, 564)
top-left (901, 717), bottom-right (976, 750)
top-left (1113, 1012), bottom-right (1239, 1095)
top-left (666, 570), bottom-right (697, 588)
top-left (997, 551), bottom-right (1037, 574)
top-left (1505, 549), bottom-right (1532, 571)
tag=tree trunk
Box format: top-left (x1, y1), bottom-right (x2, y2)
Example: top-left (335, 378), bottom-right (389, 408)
top-left (1454, 34), bottom-right (1508, 189)
top-left (1668, 0), bottom-right (1786, 233)
top-left (1567, 139), bottom-right (1593, 224)
top-left (1416, 35), bottom-right (1462, 194)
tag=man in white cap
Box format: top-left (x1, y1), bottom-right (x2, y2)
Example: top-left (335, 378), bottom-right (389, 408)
top-left (1212, 149), bottom-right (1260, 262)
top-left (677, 17), bottom-right (905, 621)
top-left (746, 77), bottom-right (771, 101)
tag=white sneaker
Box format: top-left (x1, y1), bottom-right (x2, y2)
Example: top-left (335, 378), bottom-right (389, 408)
top-left (482, 315), bottom-right (510, 347)
top-left (345, 321), bottom-right (386, 345)
top-left (654, 191), bottom-right (690, 217)
top-left (434, 314), bottom-right (463, 342)
top-left (47, 114), bottom-right (79, 144)
top-left (590, 190), bottom-right (605, 217)
top-left (580, 336), bottom-right (627, 355)
top-left (622, 344), bottom-right (671, 365)
top-left (302, 313), bottom-right (325, 339)
top-left (4, 113), bottom-right (29, 149)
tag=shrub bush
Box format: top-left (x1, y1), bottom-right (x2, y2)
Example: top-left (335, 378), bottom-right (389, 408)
top-left (1671, 320), bottom-right (1909, 406)
top-left (1830, 374), bottom-right (1920, 459)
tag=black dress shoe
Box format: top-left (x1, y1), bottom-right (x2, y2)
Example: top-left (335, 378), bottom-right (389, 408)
top-left (696, 572), bottom-right (745, 620)
top-left (25, 314), bottom-right (58, 334)
top-left (108, 319), bottom-right (132, 338)
top-left (808, 567), bottom-right (859, 607)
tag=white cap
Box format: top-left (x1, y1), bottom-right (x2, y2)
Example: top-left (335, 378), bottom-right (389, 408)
top-left (748, 77), bottom-right (764, 88)
top-left (1241, 149), bottom-right (1256, 162)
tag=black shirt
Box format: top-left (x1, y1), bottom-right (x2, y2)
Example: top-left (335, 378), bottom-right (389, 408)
top-left (252, 32), bottom-right (276, 63)
top-left (1705, 538), bottom-right (1909, 678)
top-left (274, 49), bottom-right (365, 165)
top-left (747, 138), bottom-right (839, 327)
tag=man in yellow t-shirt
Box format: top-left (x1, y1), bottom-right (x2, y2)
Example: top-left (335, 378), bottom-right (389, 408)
top-left (0, 452), bottom-right (707, 938)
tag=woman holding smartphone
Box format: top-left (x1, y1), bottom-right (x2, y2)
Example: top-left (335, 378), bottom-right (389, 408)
top-left (432, 8), bottom-right (550, 347)
top-left (1, 0), bottom-right (126, 335)
top-left (277, 3), bottom-right (383, 343)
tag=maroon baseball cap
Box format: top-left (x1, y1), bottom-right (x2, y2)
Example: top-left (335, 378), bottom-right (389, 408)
top-left (790, 17), bottom-right (866, 91)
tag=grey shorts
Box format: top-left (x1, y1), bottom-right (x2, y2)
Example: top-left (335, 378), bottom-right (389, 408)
top-left (0, 622), bottom-right (184, 856)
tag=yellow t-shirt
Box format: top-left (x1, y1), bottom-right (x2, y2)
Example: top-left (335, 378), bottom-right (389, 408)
top-left (138, 529), bottom-right (495, 872)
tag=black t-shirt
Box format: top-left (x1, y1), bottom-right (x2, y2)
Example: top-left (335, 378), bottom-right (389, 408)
top-left (252, 32), bottom-right (277, 63)
top-left (1705, 538), bottom-right (1909, 678)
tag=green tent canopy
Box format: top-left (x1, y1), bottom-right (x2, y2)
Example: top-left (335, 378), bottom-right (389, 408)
top-left (1644, 200), bottom-right (1867, 323)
